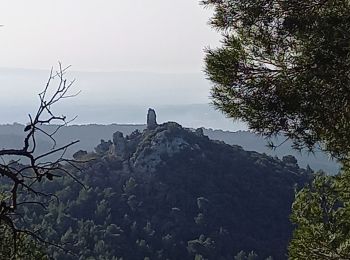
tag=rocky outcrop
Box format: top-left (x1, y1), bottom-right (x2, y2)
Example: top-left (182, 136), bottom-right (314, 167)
top-left (147, 108), bottom-right (157, 130)
top-left (72, 150), bottom-right (88, 160)
top-left (111, 131), bottom-right (127, 158)
top-left (195, 128), bottom-right (204, 137)
top-left (131, 130), bottom-right (190, 173)
top-left (95, 139), bottom-right (112, 154)
top-left (93, 109), bottom-right (209, 173)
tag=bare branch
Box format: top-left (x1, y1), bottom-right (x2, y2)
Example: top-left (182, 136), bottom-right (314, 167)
top-left (0, 64), bottom-right (82, 256)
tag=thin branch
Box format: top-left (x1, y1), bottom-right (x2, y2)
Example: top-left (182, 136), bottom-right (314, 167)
top-left (0, 63), bottom-right (82, 256)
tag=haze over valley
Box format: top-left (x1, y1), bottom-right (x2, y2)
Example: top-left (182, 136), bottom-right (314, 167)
top-left (0, 68), bottom-right (246, 131)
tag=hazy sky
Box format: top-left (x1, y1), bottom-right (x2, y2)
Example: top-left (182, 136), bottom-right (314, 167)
top-left (0, 0), bottom-right (221, 73)
top-left (0, 1), bottom-right (245, 131)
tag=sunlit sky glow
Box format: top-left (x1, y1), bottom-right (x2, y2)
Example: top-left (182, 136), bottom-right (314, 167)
top-left (0, 0), bottom-right (220, 73)
top-left (0, 1), bottom-right (246, 131)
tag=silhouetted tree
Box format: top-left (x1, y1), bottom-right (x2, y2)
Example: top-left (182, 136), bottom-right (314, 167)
top-left (202, 0), bottom-right (350, 160)
top-left (202, 1), bottom-right (350, 258)
top-left (0, 64), bottom-right (80, 258)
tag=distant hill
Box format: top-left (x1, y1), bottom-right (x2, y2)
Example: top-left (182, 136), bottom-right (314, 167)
top-left (0, 123), bottom-right (339, 174)
top-left (204, 129), bottom-right (340, 174)
top-left (19, 119), bottom-right (311, 259)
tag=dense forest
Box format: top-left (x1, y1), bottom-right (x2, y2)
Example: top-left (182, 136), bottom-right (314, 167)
top-left (4, 117), bottom-right (312, 259)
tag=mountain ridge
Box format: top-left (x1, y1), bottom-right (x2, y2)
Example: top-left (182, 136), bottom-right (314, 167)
top-left (0, 122), bottom-right (339, 174)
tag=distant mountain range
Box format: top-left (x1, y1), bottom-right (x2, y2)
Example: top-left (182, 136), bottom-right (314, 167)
top-left (204, 129), bottom-right (340, 174)
top-left (0, 123), bottom-right (339, 174)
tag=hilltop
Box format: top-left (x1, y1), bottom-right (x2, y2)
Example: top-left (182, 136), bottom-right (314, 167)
top-left (19, 109), bottom-right (312, 259)
top-left (0, 121), bottom-right (339, 174)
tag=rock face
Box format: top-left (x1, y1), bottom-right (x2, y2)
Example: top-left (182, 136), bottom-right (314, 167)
top-left (94, 109), bottom-right (305, 177)
top-left (131, 123), bottom-right (191, 173)
top-left (112, 131), bottom-right (127, 158)
top-left (95, 139), bottom-right (113, 154)
top-left (147, 108), bottom-right (157, 130)
top-left (195, 128), bottom-right (204, 137)
top-left (72, 150), bottom-right (88, 160)
top-left (93, 110), bottom-right (205, 173)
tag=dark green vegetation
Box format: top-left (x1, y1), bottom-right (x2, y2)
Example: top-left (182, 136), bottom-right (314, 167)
top-left (289, 168), bottom-right (350, 259)
top-left (202, 0), bottom-right (350, 259)
top-left (203, 0), bottom-right (350, 159)
top-left (205, 130), bottom-right (339, 174)
top-left (11, 122), bottom-right (310, 259)
top-left (0, 225), bottom-right (47, 260)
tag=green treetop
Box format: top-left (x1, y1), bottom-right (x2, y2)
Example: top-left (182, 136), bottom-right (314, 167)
top-left (202, 0), bottom-right (350, 160)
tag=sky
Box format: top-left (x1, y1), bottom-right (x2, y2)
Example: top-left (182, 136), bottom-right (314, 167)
top-left (0, 0), bottom-right (221, 72)
top-left (0, 1), bottom-right (246, 131)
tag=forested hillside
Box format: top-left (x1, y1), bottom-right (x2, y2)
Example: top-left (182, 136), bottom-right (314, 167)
top-left (204, 130), bottom-right (339, 174)
top-left (11, 118), bottom-right (312, 259)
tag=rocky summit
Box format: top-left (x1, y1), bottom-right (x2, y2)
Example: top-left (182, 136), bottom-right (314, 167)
top-left (147, 108), bottom-right (158, 130)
